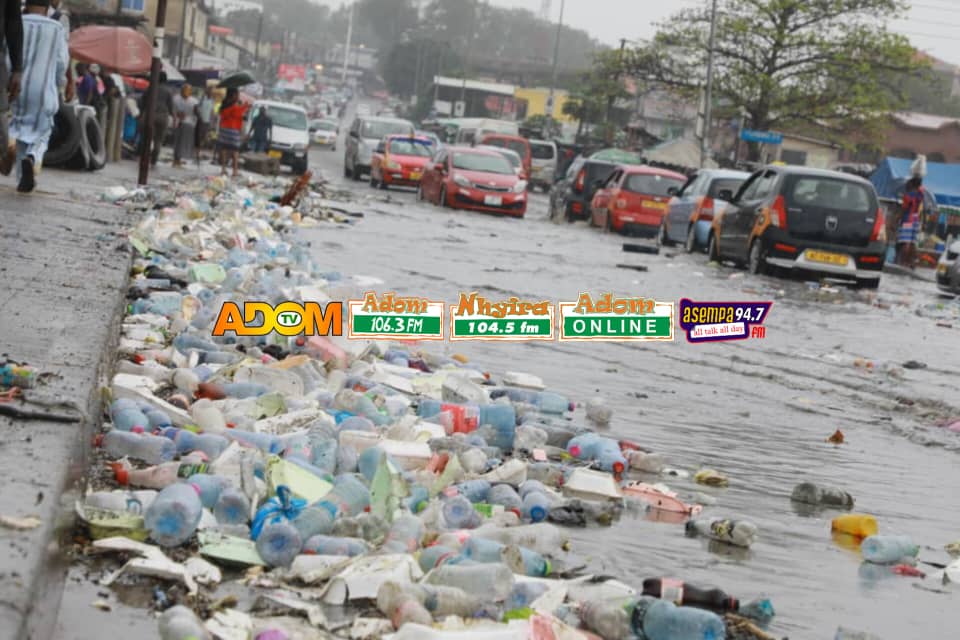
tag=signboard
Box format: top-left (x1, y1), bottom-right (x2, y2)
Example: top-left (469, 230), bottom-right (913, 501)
top-left (276, 64), bottom-right (306, 92)
top-left (740, 129), bottom-right (783, 145)
top-left (453, 100), bottom-right (466, 117)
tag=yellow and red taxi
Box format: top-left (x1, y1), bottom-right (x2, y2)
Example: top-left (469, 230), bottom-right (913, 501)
top-left (590, 165), bottom-right (687, 235)
top-left (369, 135), bottom-right (435, 190)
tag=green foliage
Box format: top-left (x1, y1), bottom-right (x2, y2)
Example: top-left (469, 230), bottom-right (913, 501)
top-left (379, 40), bottom-right (462, 99)
top-left (563, 50), bottom-right (632, 139)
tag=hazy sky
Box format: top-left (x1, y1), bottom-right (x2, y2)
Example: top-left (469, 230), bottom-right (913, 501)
top-left (315, 0), bottom-right (960, 67)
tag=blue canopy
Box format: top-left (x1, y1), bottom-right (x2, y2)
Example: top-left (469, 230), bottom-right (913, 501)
top-left (870, 157), bottom-right (960, 207)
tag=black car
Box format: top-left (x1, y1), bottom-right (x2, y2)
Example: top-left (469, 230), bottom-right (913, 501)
top-left (550, 156), bottom-right (620, 222)
top-left (708, 166), bottom-right (886, 288)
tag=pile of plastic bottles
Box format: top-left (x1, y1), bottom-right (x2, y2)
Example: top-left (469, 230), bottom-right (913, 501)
top-left (83, 178), bottom-right (793, 640)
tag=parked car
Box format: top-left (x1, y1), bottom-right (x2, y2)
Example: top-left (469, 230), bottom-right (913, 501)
top-left (661, 169), bottom-right (750, 251)
top-left (937, 238), bottom-right (960, 295)
top-left (452, 118), bottom-right (520, 146)
top-left (369, 135), bottom-right (434, 190)
top-left (309, 119), bottom-right (338, 150)
top-left (414, 130), bottom-right (443, 155)
top-left (590, 165), bottom-right (686, 236)
top-left (243, 100), bottom-right (310, 175)
top-left (344, 115), bottom-right (416, 180)
top-left (529, 139), bottom-right (558, 192)
top-left (475, 144), bottom-right (523, 177)
top-left (551, 155), bottom-right (642, 222)
top-left (707, 166), bottom-right (886, 288)
top-left (418, 146), bottom-right (527, 218)
top-left (479, 134), bottom-right (531, 180)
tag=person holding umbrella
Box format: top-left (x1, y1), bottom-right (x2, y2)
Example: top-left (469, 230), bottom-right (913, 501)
top-left (217, 87), bottom-right (247, 177)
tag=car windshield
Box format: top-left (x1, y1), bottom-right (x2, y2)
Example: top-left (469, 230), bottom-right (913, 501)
top-left (623, 173), bottom-right (686, 196)
top-left (313, 121), bottom-right (336, 131)
top-left (531, 144), bottom-right (555, 160)
top-left (362, 120), bottom-right (412, 139)
top-left (709, 178), bottom-right (746, 199)
top-left (787, 177), bottom-right (873, 213)
top-left (452, 152), bottom-right (514, 175)
top-left (389, 138), bottom-right (433, 157)
top-left (485, 137), bottom-right (527, 158)
top-left (269, 108), bottom-right (307, 130)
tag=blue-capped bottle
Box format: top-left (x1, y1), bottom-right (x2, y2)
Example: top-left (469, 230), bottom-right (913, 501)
top-left (144, 483), bottom-right (203, 547)
top-left (522, 491), bottom-right (551, 523)
top-left (454, 479), bottom-right (491, 504)
top-left (442, 495), bottom-right (482, 529)
top-left (302, 534), bottom-right (369, 556)
top-left (317, 474), bottom-right (370, 517)
top-left (214, 486), bottom-right (251, 525)
top-left (256, 520), bottom-right (302, 567)
top-left (632, 596), bottom-right (726, 640)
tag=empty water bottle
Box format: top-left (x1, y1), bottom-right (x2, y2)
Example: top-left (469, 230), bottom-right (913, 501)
top-left (145, 483), bottom-right (203, 547)
top-left (454, 479), bottom-right (492, 503)
top-left (330, 513), bottom-right (391, 542)
top-left (256, 520), bottom-right (302, 567)
top-left (290, 505), bottom-right (335, 541)
top-left (686, 517), bottom-right (758, 548)
top-left (405, 485), bottom-right (429, 514)
top-left (317, 474), bottom-right (370, 517)
top-left (419, 545), bottom-right (458, 572)
top-left (158, 604), bottom-right (211, 640)
top-left (506, 581), bottom-right (550, 611)
top-left (302, 534), bottom-right (369, 556)
top-left (567, 434), bottom-right (627, 474)
top-left (791, 482), bottom-right (854, 509)
top-left (214, 486), bottom-right (251, 525)
top-left (526, 462), bottom-right (566, 488)
top-left (109, 399), bottom-right (151, 432)
top-left (188, 473), bottom-right (227, 509)
top-left (98, 430), bottom-right (177, 465)
top-left (162, 428), bottom-right (230, 459)
top-left (336, 444), bottom-right (359, 474)
top-left (339, 415), bottom-right (376, 433)
top-left (488, 484), bottom-right (523, 515)
top-left (377, 581), bottom-right (433, 629)
top-left (861, 535), bottom-right (919, 564)
top-left (334, 389), bottom-right (390, 426)
top-left (633, 596), bottom-right (726, 640)
top-left (442, 495), bottom-right (482, 530)
top-left (625, 450), bottom-right (666, 474)
top-left (425, 563), bottom-right (515, 601)
top-left (459, 447), bottom-right (489, 474)
top-left (382, 515), bottom-right (425, 553)
top-left (522, 491), bottom-right (551, 523)
top-left (418, 400), bottom-right (480, 434)
top-left (585, 397), bottom-right (613, 425)
top-left (580, 598), bottom-right (634, 640)
top-left (463, 537), bottom-right (550, 577)
top-left (359, 446), bottom-right (401, 483)
top-left (226, 429), bottom-right (281, 454)
top-left (173, 333), bottom-right (221, 354)
top-left (308, 436), bottom-right (338, 474)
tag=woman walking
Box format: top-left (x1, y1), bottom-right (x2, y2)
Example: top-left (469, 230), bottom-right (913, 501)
top-left (172, 84), bottom-right (198, 168)
top-left (217, 87), bottom-right (247, 177)
top-left (897, 176), bottom-right (924, 269)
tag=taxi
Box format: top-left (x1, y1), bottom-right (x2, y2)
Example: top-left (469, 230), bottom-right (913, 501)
top-left (590, 165), bottom-right (687, 235)
top-left (369, 135), bottom-right (435, 190)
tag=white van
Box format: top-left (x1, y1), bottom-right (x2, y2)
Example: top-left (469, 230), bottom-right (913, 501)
top-left (243, 100), bottom-right (310, 174)
top-left (452, 118), bottom-right (520, 146)
top-left (529, 139), bottom-right (558, 191)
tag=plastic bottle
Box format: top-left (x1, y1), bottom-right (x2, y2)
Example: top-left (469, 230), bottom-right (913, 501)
top-left (302, 534), bottom-right (369, 556)
top-left (418, 399), bottom-right (480, 434)
top-left (334, 389), bottom-right (390, 426)
top-left (832, 514), bottom-right (879, 538)
top-left (358, 447), bottom-right (400, 483)
top-left (84, 489), bottom-right (157, 514)
top-left (377, 581), bottom-right (433, 629)
top-left (173, 333), bottom-right (221, 354)
top-left (290, 505), bottom-right (335, 541)
top-left (514, 425), bottom-right (548, 452)
top-left (187, 473), bottom-right (227, 509)
top-left (685, 517), bottom-right (757, 548)
top-left (490, 388), bottom-right (573, 415)
top-left (110, 399), bottom-right (151, 432)
top-left (518, 480), bottom-right (548, 499)
top-left (459, 448), bottom-right (489, 474)
top-left (336, 444), bottom-right (359, 474)
top-left (633, 596), bottom-right (727, 640)
top-left (330, 513), bottom-right (391, 542)
top-left (642, 578), bottom-right (739, 612)
top-left (580, 599), bottom-right (635, 640)
top-left (214, 486), bottom-right (251, 525)
top-left (567, 434), bottom-right (627, 474)
top-left (522, 491), bottom-right (551, 523)
top-left (526, 462), bottom-right (566, 488)
top-left (488, 484), bottom-right (523, 516)
top-left (143, 407), bottom-right (174, 430)
top-left (113, 461), bottom-right (202, 489)
top-left (226, 429), bottom-right (281, 454)
top-left (463, 537), bottom-right (550, 577)
top-left (162, 428), bottom-right (230, 460)
top-left (506, 581), bottom-right (550, 611)
top-left (585, 397), bottom-right (613, 425)
top-left (256, 520), bottom-right (302, 567)
top-left (625, 451), bottom-right (666, 474)
top-left (453, 479), bottom-right (492, 504)
top-left (405, 485), bottom-right (430, 514)
top-left (424, 563), bottom-right (515, 601)
top-left (442, 495), bottom-right (483, 530)
top-left (472, 523), bottom-right (567, 556)
top-left (339, 415), bottom-right (377, 433)
top-left (382, 515), bottom-right (425, 553)
top-left (861, 535), bottom-right (919, 564)
top-left (158, 604), bottom-right (211, 640)
top-left (190, 399), bottom-right (227, 434)
top-left (418, 545), bottom-right (459, 572)
top-left (791, 482), bottom-right (855, 509)
top-left (145, 483), bottom-right (203, 547)
top-left (308, 436), bottom-right (338, 475)
top-left (317, 474), bottom-right (370, 517)
top-left (97, 430), bottom-right (177, 465)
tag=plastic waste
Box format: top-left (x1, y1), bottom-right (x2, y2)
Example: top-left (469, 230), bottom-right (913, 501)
top-left (488, 484), bottom-right (524, 516)
top-left (162, 428), bottom-right (230, 459)
top-left (382, 514), bottom-right (425, 553)
top-left (424, 562), bottom-right (515, 601)
top-left (302, 534), bottom-right (369, 556)
top-left (419, 545), bottom-right (459, 572)
top-left (110, 399), bottom-right (151, 431)
top-left (317, 474), bottom-right (370, 517)
top-left (376, 580), bottom-right (433, 628)
top-left (98, 430), bottom-right (176, 465)
top-left (471, 523), bottom-right (568, 556)
top-left (685, 517), bottom-right (757, 548)
top-left (442, 495), bottom-right (482, 530)
top-left (289, 505), bottom-right (335, 541)
top-left (791, 482), bottom-right (854, 508)
top-left (633, 596), bottom-right (727, 640)
top-left (214, 486), bottom-right (251, 525)
top-left (506, 581), bottom-right (550, 611)
top-left (158, 604), bottom-right (211, 640)
top-left (188, 474), bottom-right (227, 509)
top-left (832, 514), bottom-right (878, 538)
top-left (585, 397), bottom-right (612, 425)
top-left (567, 434), bottom-right (627, 474)
top-left (625, 451), bottom-right (666, 474)
top-left (580, 598), bottom-right (634, 640)
top-left (490, 388), bottom-right (572, 414)
top-left (145, 483), bottom-right (203, 547)
top-left (463, 537), bottom-right (550, 577)
top-left (256, 520), bottom-right (302, 567)
top-left (642, 578), bottom-right (739, 612)
top-left (521, 491), bottom-right (551, 523)
top-left (861, 535), bottom-right (919, 564)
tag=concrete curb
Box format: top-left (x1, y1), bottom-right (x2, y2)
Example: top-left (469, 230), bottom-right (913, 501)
top-left (0, 183), bottom-right (134, 640)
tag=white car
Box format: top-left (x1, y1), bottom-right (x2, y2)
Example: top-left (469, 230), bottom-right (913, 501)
top-left (242, 100), bottom-right (310, 175)
top-left (937, 238), bottom-right (960, 295)
top-left (309, 119), bottom-right (338, 150)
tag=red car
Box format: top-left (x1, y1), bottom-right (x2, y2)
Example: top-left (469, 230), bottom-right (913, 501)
top-left (418, 146), bottom-right (527, 217)
top-left (369, 135), bottom-right (435, 189)
top-left (590, 165), bottom-right (687, 235)
top-left (480, 134), bottom-right (531, 180)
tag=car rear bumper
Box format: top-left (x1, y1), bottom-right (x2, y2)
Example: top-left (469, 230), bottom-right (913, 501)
top-left (453, 187), bottom-right (526, 216)
top-left (382, 171), bottom-right (423, 187)
top-left (612, 211), bottom-right (663, 234)
top-left (762, 230), bottom-right (885, 280)
top-left (565, 197), bottom-right (590, 220)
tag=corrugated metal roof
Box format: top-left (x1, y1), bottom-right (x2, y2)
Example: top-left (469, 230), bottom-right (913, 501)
top-left (893, 112), bottom-right (960, 130)
top-left (432, 75), bottom-right (515, 96)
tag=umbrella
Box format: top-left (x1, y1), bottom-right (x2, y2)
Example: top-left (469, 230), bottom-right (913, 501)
top-left (218, 71), bottom-right (256, 89)
top-left (69, 26), bottom-right (151, 75)
top-left (122, 76), bottom-right (149, 91)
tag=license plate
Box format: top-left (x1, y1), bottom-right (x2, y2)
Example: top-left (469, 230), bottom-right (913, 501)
top-left (410, 171), bottom-right (422, 180)
top-left (939, 264), bottom-right (948, 274)
top-left (484, 195), bottom-right (503, 206)
top-left (807, 250), bottom-right (849, 266)
top-left (268, 150), bottom-right (282, 159)
top-left (645, 201), bottom-right (667, 211)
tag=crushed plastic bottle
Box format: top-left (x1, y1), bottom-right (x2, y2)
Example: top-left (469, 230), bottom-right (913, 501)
top-left (791, 482), bottom-right (854, 509)
top-left (861, 535), bottom-right (919, 564)
top-left (145, 483), bottom-right (203, 547)
top-left (685, 517), bottom-right (757, 548)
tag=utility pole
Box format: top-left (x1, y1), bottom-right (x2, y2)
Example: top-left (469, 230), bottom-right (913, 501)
top-left (460, 0), bottom-right (480, 107)
top-left (701, 0), bottom-right (719, 168)
top-left (341, 0), bottom-right (354, 85)
top-left (253, 5), bottom-right (264, 72)
top-left (434, 44), bottom-right (444, 108)
top-left (546, 0), bottom-right (565, 122)
top-left (602, 38), bottom-right (627, 144)
top-left (177, 0), bottom-right (189, 68)
top-left (138, 0), bottom-right (169, 185)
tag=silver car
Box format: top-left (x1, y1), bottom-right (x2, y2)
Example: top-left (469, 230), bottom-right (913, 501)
top-left (937, 238), bottom-right (960, 295)
top-left (344, 116), bottom-right (415, 181)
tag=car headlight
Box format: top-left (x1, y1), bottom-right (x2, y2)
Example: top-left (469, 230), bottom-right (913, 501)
top-left (513, 181), bottom-right (527, 193)
top-left (453, 174), bottom-right (471, 188)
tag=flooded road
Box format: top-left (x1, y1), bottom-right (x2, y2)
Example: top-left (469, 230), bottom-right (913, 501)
top-left (302, 107), bottom-right (960, 638)
top-left (54, 102), bottom-right (960, 639)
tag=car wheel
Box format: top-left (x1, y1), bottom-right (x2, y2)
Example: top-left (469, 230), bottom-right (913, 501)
top-left (856, 278), bottom-right (880, 290)
top-left (708, 232), bottom-right (720, 263)
top-left (748, 238), bottom-right (768, 275)
top-left (685, 225), bottom-right (697, 253)
top-left (440, 185), bottom-right (449, 208)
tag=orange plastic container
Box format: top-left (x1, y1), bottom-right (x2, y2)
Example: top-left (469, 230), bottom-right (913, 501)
top-left (831, 513), bottom-right (878, 538)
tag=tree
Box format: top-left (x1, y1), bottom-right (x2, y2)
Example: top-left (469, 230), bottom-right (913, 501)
top-left (379, 39), bottom-right (462, 99)
top-left (628, 0), bottom-right (922, 159)
top-left (563, 51), bottom-right (631, 142)
top-left (356, 0), bottom-right (420, 51)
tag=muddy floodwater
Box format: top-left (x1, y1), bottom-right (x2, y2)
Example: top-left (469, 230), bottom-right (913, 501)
top-left (57, 104), bottom-right (960, 639)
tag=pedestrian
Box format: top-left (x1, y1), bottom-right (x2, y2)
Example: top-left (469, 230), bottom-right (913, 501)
top-left (140, 71), bottom-right (174, 166)
top-left (897, 176), bottom-right (925, 269)
top-left (217, 87), bottom-right (247, 178)
top-left (195, 84), bottom-right (214, 154)
top-left (250, 105), bottom-right (272, 153)
top-left (7, 0), bottom-right (69, 192)
top-left (172, 83), bottom-right (197, 168)
top-left (76, 62), bottom-right (96, 105)
top-left (0, 0), bottom-right (23, 178)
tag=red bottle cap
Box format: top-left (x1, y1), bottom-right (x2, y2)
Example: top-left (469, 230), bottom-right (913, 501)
top-left (93, 434), bottom-right (104, 447)
top-left (111, 463), bottom-right (129, 486)
top-left (130, 426), bottom-right (145, 434)
top-left (569, 445), bottom-right (582, 457)
top-left (613, 461), bottom-right (625, 474)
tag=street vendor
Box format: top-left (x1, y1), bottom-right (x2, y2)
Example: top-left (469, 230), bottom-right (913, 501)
top-left (897, 176), bottom-right (925, 269)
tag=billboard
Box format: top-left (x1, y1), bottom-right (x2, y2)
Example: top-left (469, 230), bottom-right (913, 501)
top-left (277, 64), bottom-right (306, 92)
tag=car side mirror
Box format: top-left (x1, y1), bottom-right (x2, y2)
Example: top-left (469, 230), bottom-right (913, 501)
top-left (376, 144), bottom-right (385, 154)
top-left (667, 186), bottom-right (679, 196)
top-left (718, 189), bottom-right (734, 201)
top-left (434, 162), bottom-right (445, 172)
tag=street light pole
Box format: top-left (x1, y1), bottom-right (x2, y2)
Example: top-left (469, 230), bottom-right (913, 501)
top-left (341, 0), bottom-right (354, 85)
top-left (460, 0), bottom-right (482, 108)
top-left (253, 6), bottom-right (264, 71)
top-left (546, 0), bottom-right (565, 121)
top-left (701, 0), bottom-right (719, 168)
top-left (138, 0), bottom-right (169, 186)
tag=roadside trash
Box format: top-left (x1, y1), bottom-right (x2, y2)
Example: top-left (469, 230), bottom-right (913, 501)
top-left (693, 469), bottom-right (729, 487)
top-left (686, 517), bottom-right (758, 548)
top-left (831, 514), bottom-right (878, 538)
top-left (633, 596), bottom-right (727, 640)
top-left (159, 605), bottom-right (211, 640)
top-left (0, 514), bottom-right (42, 530)
top-left (622, 482), bottom-right (702, 518)
top-left (584, 397), bottom-right (612, 425)
top-left (827, 429), bottom-right (846, 444)
top-left (145, 483), bottom-right (203, 547)
top-left (0, 362), bottom-right (37, 388)
top-left (891, 564), bottom-right (925, 577)
top-left (622, 243), bottom-right (660, 255)
top-left (790, 482), bottom-right (854, 509)
top-left (625, 451), bottom-right (665, 474)
top-left (642, 577), bottom-right (739, 612)
top-left (738, 597), bottom-right (775, 626)
top-left (860, 535), bottom-right (919, 564)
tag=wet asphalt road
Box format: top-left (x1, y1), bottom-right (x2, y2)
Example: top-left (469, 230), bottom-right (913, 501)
top-left (55, 101), bottom-right (960, 639)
